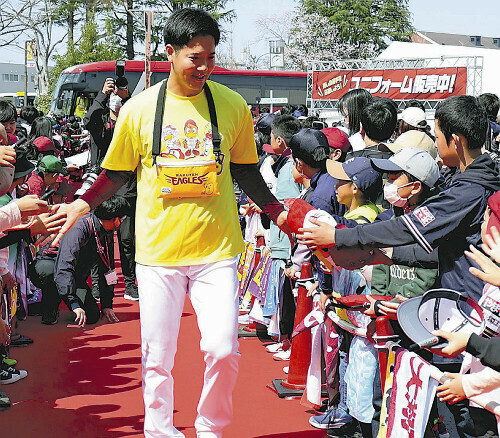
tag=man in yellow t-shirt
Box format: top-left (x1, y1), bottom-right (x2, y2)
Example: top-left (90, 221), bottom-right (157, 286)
top-left (55, 8), bottom-right (288, 438)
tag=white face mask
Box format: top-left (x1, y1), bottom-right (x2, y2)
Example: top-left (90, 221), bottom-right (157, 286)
top-left (384, 181), bottom-right (414, 208)
top-left (109, 94), bottom-right (122, 113)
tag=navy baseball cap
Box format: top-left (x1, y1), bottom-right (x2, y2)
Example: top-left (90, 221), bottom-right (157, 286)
top-left (326, 156), bottom-right (382, 194)
top-left (255, 113), bottom-right (277, 135)
top-left (290, 128), bottom-right (330, 167)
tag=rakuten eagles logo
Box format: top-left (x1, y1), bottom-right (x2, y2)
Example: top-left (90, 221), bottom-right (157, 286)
top-left (164, 171), bottom-right (209, 186)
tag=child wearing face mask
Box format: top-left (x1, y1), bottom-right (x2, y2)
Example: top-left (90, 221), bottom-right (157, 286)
top-left (369, 147), bottom-right (441, 305)
top-left (365, 147), bottom-right (442, 437)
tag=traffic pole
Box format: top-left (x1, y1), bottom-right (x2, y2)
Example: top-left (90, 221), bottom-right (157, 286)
top-left (272, 262), bottom-right (313, 396)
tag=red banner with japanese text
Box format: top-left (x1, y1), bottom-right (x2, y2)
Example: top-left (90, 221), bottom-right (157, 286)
top-left (312, 67), bottom-right (467, 100)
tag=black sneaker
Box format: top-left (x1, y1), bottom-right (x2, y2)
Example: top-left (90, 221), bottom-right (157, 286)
top-left (124, 285), bottom-right (139, 301)
top-left (326, 419), bottom-right (361, 437)
top-left (42, 309), bottom-right (59, 325)
top-left (0, 389), bottom-right (10, 408)
top-left (0, 370), bottom-right (21, 385)
top-left (1, 362), bottom-right (27, 379)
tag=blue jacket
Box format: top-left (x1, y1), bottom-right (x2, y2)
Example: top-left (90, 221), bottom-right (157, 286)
top-left (269, 157), bottom-right (301, 259)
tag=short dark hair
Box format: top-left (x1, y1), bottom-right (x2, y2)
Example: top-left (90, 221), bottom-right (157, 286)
top-left (94, 196), bottom-right (130, 220)
top-left (0, 101), bottom-right (17, 123)
top-left (271, 115), bottom-right (302, 147)
top-left (280, 103), bottom-right (296, 116)
top-left (360, 98), bottom-right (397, 142)
top-left (296, 104), bottom-right (308, 117)
top-left (435, 95), bottom-right (488, 150)
top-left (164, 8), bottom-right (220, 48)
top-left (405, 99), bottom-right (426, 111)
top-left (338, 88), bottom-right (373, 136)
top-left (478, 93), bottom-right (500, 121)
top-left (300, 115), bottom-right (319, 129)
top-left (20, 106), bottom-right (38, 124)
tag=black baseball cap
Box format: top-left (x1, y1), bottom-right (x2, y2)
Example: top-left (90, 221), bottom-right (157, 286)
top-left (255, 113), bottom-right (277, 135)
top-left (13, 149), bottom-right (35, 179)
top-left (290, 128), bottom-right (330, 167)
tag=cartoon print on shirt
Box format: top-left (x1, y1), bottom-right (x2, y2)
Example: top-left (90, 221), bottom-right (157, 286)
top-left (182, 119), bottom-right (201, 158)
top-left (161, 124), bottom-right (184, 159)
top-left (161, 119), bottom-right (223, 172)
top-left (202, 122), bottom-right (214, 156)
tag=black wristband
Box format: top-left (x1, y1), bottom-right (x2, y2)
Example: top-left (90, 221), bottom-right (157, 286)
top-left (374, 300), bottom-right (384, 317)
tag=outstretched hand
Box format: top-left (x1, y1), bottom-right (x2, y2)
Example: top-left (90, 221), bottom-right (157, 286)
top-left (465, 244), bottom-right (500, 287)
top-left (482, 226), bottom-right (500, 264)
top-left (15, 195), bottom-right (50, 218)
top-left (29, 209), bottom-right (67, 237)
top-left (436, 373), bottom-right (466, 404)
top-left (51, 199), bottom-right (91, 247)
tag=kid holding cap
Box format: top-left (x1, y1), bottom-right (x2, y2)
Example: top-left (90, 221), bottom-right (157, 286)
top-left (434, 190), bottom-right (500, 436)
top-left (298, 95), bottom-right (500, 436)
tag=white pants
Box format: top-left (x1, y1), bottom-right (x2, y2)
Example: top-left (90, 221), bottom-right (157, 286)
top-left (136, 256), bottom-right (240, 438)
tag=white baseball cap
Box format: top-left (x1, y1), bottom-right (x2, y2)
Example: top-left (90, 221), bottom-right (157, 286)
top-left (399, 107), bottom-right (427, 128)
top-left (371, 147), bottom-right (440, 188)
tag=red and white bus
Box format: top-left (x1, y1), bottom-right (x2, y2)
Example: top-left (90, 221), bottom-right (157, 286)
top-left (50, 60), bottom-right (307, 116)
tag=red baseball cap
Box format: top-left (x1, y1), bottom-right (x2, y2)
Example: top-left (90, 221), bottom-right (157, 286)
top-left (33, 136), bottom-right (59, 153)
top-left (487, 190), bottom-right (500, 236)
top-left (321, 128), bottom-right (351, 153)
top-left (7, 133), bottom-right (17, 145)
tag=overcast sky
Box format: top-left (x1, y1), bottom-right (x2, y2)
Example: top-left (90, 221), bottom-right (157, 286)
top-left (1, 0), bottom-right (499, 65)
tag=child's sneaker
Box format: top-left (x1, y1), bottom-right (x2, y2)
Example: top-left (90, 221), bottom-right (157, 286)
top-left (1, 363), bottom-right (27, 379)
top-left (1, 356), bottom-right (16, 367)
top-left (273, 349), bottom-right (291, 361)
top-left (309, 407), bottom-right (352, 430)
top-left (0, 370), bottom-right (21, 385)
top-left (265, 342), bottom-right (283, 353)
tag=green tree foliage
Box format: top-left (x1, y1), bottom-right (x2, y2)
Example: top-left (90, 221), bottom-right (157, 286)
top-left (301, 0), bottom-right (414, 53)
top-left (49, 14), bottom-right (124, 95)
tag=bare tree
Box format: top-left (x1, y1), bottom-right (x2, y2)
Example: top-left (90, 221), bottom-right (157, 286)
top-left (254, 11), bottom-right (294, 46)
top-left (2, 0), bottom-right (68, 94)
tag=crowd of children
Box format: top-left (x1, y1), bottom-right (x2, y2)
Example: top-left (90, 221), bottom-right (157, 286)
top-left (1, 87), bottom-right (500, 438)
top-left (238, 94), bottom-right (500, 438)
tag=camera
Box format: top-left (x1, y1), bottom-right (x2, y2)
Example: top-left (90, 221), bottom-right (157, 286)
top-left (74, 165), bottom-right (100, 199)
top-left (115, 60), bottom-right (126, 78)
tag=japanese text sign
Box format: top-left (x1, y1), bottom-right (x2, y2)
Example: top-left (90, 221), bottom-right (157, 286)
top-left (312, 67), bottom-right (467, 100)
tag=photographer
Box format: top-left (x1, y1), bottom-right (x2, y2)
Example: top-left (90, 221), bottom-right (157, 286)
top-left (83, 76), bottom-right (129, 167)
top-left (82, 72), bottom-right (138, 301)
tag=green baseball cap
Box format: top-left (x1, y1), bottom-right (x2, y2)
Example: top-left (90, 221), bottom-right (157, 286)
top-left (38, 155), bottom-right (67, 176)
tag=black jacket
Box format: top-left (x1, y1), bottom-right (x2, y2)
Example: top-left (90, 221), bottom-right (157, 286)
top-left (335, 154), bottom-right (500, 302)
top-left (83, 91), bottom-right (115, 167)
top-left (54, 213), bottom-right (115, 310)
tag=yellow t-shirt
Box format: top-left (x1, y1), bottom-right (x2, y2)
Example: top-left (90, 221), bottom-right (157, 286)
top-left (101, 80), bottom-right (258, 266)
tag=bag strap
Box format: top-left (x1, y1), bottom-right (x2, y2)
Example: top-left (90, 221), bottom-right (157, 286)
top-left (152, 81), bottom-right (222, 165)
top-left (152, 80), bottom-right (168, 166)
top-left (202, 82), bottom-right (222, 164)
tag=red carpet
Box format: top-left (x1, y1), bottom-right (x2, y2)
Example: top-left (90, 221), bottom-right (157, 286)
top-left (1, 276), bottom-right (325, 437)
